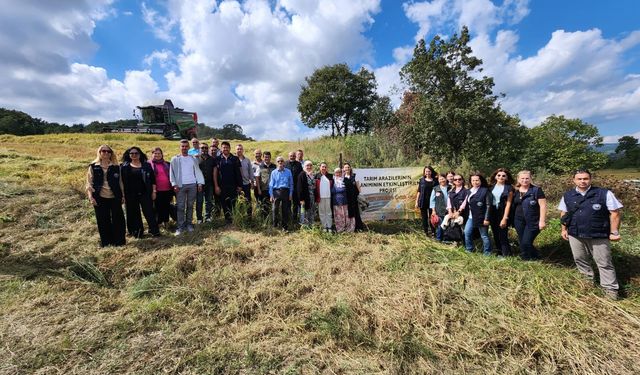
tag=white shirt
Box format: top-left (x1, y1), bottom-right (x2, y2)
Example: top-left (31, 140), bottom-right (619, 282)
top-left (557, 186), bottom-right (623, 212)
top-left (178, 155), bottom-right (197, 185)
top-left (319, 175), bottom-right (331, 198)
top-left (492, 184), bottom-right (505, 208)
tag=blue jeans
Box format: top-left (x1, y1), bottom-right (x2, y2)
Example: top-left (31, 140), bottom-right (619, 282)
top-left (435, 215), bottom-right (445, 241)
top-left (464, 219), bottom-right (492, 255)
top-left (514, 218), bottom-right (540, 260)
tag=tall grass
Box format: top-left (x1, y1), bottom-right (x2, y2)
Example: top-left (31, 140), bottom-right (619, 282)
top-left (1, 133), bottom-right (639, 374)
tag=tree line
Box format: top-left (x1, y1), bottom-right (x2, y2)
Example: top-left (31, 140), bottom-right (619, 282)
top-left (297, 26), bottom-right (639, 174)
top-left (0, 108), bottom-right (252, 141)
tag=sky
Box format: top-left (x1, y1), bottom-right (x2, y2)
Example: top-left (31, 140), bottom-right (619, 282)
top-left (1, 0), bottom-right (639, 142)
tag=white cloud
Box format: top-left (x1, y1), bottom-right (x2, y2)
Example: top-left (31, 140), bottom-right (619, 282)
top-left (603, 131), bottom-right (640, 144)
top-left (141, 1), bottom-right (178, 42)
top-left (143, 49), bottom-right (176, 70)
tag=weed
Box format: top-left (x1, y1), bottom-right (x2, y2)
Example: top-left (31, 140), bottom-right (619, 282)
top-left (67, 257), bottom-right (111, 287)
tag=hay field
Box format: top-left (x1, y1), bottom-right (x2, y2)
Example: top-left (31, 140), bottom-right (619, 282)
top-left (1, 134), bottom-right (639, 374)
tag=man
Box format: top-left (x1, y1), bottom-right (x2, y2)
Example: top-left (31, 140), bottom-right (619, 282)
top-left (269, 156), bottom-right (294, 230)
top-left (170, 139), bottom-right (204, 235)
top-left (295, 149), bottom-right (304, 163)
top-left (214, 141), bottom-right (242, 223)
top-left (315, 162), bottom-right (333, 232)
top-left (210, 138), bottom-right (222, 157)
top-left (187, 138), bottom-right (200, 156)
top-left (285, 151), bottom-right (303, 224)
top-left (558, 169), bottom-right (623, 300)
top-left (255, 150), bottom-right (276, 218)
top-left (197, 142), bottom-right (216, 223)
top-left (236, 144), bottom-right (255, 217)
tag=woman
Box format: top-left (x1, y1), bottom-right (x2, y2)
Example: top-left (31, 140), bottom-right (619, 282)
top-left (489, 168), bottom-right (514, 257)
top-left (444, 173), bottom-right (468, 242)
top-left (332, 168), bottom-right (356, 232)
top-left (86, 145), bottom-right (126, 247)
top-left (150, 147), bottom-right (173, 229)
top-left (446, 170), bottom-right (456, 186)
top-left (464, 172), bottom-right (492, 255)
top-left (512, 170), bottom-right (547, 260)
top-left (121, 146), bottom-right (160, 238)
top-left (415, 166), bottom-right (436, 236)
top-left (342, 163), bottom-right (364, 231)
top-left (429, 174), bottom-right (450, 241)
top-left (297, 160), bottom-right (317, 227)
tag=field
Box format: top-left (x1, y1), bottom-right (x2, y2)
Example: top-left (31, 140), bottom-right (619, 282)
top-left (1, 133), bottom-right (639, 374)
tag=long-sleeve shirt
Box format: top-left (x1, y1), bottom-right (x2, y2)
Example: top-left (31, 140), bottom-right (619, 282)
top-left (269, 167), bottom-right (294, 197)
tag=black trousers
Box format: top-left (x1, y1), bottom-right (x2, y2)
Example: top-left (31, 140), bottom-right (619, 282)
top-left (125, 193), bottom-right (159, 237)
top-left (94, 196), bottom-right (126, 247)
top-left (490, 213), bottom-right (511, 256)
top-left (420, 206), bottom-right (434, 236)
top-left (220, 187), bottom-right (238, 223)
top-left (155, 190), bottom-right (173, 225)
top-left (272, 188), bottom-right (290, 229)
top-left (241, 184), bottom-right (252, 216)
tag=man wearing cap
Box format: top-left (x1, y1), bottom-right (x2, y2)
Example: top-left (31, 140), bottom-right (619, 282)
top-left (558, 169), bottom-right (623, 300)
top-left (269, 156), bottom-right (294, 230)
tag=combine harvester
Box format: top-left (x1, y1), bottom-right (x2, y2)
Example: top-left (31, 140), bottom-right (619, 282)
top-left (102, 99), bottom-right (198, 139)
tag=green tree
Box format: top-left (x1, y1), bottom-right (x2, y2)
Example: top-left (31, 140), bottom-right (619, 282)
top-left (612, 135), bottom-right (640, 167)
top-left (524, 115), bottom-right (608, 173)
top-left (398, 26), bottom-right (524, 168)
top-left (298, 63), bottom-right (379, 137)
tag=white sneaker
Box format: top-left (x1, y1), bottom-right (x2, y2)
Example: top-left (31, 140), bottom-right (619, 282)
top-left (196, 220), bottom-right (203, 224)
top-left (174, 229), bottom-right (182, 236)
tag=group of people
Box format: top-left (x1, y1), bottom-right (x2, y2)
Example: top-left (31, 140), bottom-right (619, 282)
top-left (87, 141), bottom-right (625, 300)
top-left (86, 138), bottom-right (365, 244)
top-left (415, 167), bottom-right (624, 300)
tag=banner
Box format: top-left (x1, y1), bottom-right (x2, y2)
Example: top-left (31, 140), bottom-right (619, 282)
top-left (353, 167), bottom-right (423, 221)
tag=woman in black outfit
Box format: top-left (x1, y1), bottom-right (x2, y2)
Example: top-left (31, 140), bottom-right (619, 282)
top-left (86, 145), bottom-right (126, 247)
top-left (342, 163), bottom-right (365, 231)
top-left (415, 166), bottom-right (436, 236)
top-left (121, 146), bottom-right (159, 238)
top-left (488, 168), bottom-right (514, 257)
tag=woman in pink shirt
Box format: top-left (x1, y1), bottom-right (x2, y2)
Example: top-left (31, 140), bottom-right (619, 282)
top-left (150, 147), bottom-right (173, 228)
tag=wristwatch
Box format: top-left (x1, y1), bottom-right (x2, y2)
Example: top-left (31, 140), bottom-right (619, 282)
top-left (610, 231), bottom-right (620, 235)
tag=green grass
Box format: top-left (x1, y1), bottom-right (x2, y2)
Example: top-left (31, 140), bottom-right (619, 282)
top-left (1, 134), bottom-right (639, 374)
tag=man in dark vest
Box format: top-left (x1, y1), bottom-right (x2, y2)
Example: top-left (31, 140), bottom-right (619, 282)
top-left (558, 169), bottom-right (623, 300)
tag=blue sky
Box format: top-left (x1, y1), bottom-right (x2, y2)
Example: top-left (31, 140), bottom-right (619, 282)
top-left (0, 0), bottom-right (639, 141)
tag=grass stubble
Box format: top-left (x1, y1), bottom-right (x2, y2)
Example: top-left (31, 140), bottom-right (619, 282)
top-left (0, 134), bottom-right (639, 374)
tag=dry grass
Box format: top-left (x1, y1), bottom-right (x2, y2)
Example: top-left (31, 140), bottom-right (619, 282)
top-left (1, 134), bottom-right (639, 374)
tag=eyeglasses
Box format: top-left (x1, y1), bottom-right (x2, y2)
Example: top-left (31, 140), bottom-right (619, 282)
top-left (200, 147), bottom-right (208, 150)
top-left (453, 178), bottom-right (463, 181)
top-left (100, 150), bottom-right (112, 154)
top-left (496, 174), bottom-right (506, 177)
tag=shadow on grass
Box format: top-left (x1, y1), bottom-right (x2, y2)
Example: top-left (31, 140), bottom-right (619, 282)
top-left (0, 253), bottom-right (71, 280)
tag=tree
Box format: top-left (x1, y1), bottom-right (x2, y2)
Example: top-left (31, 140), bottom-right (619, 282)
top-left (398, 26), bottom-right (524, 168)
top-left (524, 115), bottom-right (608, 173)
top-left (612, 135), bottom-right (640, 167)
top-left (298, 63), bottom-right (379, 137)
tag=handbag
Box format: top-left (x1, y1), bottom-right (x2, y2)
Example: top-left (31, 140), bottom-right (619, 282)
top-left (443, 223), bottom-right (464, 242)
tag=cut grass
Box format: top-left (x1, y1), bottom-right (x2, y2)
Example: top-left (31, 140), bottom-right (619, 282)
top-left (1, 134), bottom-right (639, 374)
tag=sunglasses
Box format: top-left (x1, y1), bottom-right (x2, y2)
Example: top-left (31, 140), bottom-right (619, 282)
top-left (497, 174), bottom-right (506, 177)
top-left (100, 150), bottom-right (112, 154)
top-left (453, 178), bottom-right (463, 181)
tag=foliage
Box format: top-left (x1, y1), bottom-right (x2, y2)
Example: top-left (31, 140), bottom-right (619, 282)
top-left (608, 135), bottom-right (640, 168)
top-left (298, 63), bottom-right (379, 136)
top-left (523, 115), bottom-right (608, 173)
top-left (0, 108), bottom-right (82, 135)
top-left (397, 26), bottom-right (525, 169)
top-left (195, 123), bottom-right (253, 141)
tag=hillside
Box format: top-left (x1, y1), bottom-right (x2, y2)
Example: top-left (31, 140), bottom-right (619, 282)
top-left (1, 134), bottom-right (639, 374)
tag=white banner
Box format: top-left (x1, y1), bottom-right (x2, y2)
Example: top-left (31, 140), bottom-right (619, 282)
top-left (353, 167), bottom-right (423, 221)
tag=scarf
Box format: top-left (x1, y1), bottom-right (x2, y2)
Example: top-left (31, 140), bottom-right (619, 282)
top-left (150, 158), bottom-right (169, 175)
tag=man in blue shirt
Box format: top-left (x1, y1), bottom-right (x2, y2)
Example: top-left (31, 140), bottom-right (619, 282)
top-left (187, 138), bottom-right (201, 156)
top-left (269, 156), bottom-right (293, 229)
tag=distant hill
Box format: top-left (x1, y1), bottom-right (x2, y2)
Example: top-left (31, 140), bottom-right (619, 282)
top-left (594, 143), bottom-right (619, 155)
